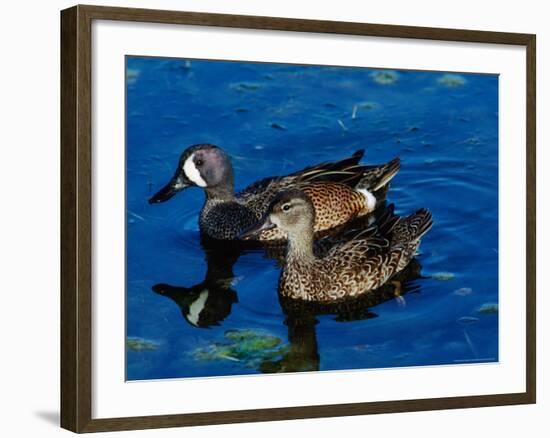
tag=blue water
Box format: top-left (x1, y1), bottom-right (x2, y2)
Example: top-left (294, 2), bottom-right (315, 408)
top-left (126, 57), bottom-right (499, 380)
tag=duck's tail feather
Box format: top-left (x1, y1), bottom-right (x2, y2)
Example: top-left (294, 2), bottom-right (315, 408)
top-left (355, 157), bottom-right (401, 192)
top-left (392, 208), bottom-right (433, 245)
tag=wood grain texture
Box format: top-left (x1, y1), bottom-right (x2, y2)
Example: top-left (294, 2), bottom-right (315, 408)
top-left (60, 4), bottom-right (537, 433)
top-left (60, 5), bottom-right (78, 432)
top-left (525, 34), bottom-right (536, 404)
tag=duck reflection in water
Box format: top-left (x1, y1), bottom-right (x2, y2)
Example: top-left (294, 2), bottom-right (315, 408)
top-left (152, 236), bottom-right (242, 328)
top-left (151, 204), bottom-right (426, 374)
top-left (260, 258), bottom-right (423, 374)
top-left (151, 202), bottom-right (393, 329)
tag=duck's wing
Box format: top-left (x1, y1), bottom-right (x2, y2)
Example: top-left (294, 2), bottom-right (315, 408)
top-left (330, 208), bottom-right (432, 290)
top-left (318, 204), bottom-right (398, 257)
top-left (237, 150), bottom-right (367, 216)
top-left (321, 203), bottom-right (419, 290)
top-left (239, 149), bottom-right (366, 195)
top-left (294, 154), bottom-right (400, 193)
top-left (288, 149), bottom-right (366, 186)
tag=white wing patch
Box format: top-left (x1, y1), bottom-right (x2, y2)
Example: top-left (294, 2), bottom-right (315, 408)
top-left (186, 289), bottom-right (209, 327)
top-left (183, 153), bottom-right (207, 187)
top-left (357, 188), bottom-right (377, 212)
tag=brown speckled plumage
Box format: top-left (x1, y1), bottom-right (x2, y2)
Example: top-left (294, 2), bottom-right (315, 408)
top-left (245, 190), bottom-right (433, 303)
top-left (149, 144), bottom-right (400, 241)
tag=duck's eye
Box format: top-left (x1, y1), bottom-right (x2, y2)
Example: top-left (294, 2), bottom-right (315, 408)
top-left (195, 159), bottom-right (204, 167)
top-left (282, 204), bottom-right (291, 212)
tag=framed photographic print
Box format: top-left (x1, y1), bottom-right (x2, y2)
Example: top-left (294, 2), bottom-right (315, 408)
top-left (60, 4), bottom-right (536, 433)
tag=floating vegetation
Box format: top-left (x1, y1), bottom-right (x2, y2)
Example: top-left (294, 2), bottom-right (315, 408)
top-left (465, 136), bottom-right (481, 145)
top-left (270, 122), bottom-right (286, 130)
top-left (230, 82), bottom-right (263, 92)
top-left (192, 329), bottom-right (288, 368)
top-left (478, 303), bottom-right (498, 314)
top-left (337, 119), bottom-right (348, 132)
top-left (453, 287), bottom-right (473, 296)
top-left (127, 337), bottom-right (160, 352)
top-left (433, 272), bottom-right (455, 281)
top-left (370, 70), bottom-right (399, 85)
top-left (457, 316), bottom-right (480, 326)
top-left (128, 211), bottom-right (145, 223)
top-left (126, 69), bottom-right (140, 85)
top-left (352, 101), bottom-right (378, 119)
top-left (437, 74), bottom-right (466, 87)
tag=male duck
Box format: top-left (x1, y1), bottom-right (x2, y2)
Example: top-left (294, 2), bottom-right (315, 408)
top-left (241, 190), bottom-right (432, 302)
top-left (149, 144), bottom-right (400, 241)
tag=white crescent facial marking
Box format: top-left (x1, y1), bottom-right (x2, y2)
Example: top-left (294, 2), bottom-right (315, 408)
top-left (357, 188), bottom-right (377, 212)
top-left (186, 289), bottom-right (209, 327)
top-left (183, 153), bottom-right (207, 187)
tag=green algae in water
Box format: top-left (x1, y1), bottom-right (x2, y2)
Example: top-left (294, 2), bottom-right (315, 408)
top-left (432, 272), bottom-right (455, 281)
top-left (478, 303), bottom-right (498, 314)
top-left (357, 101), bottom-right (378, 110)
top-left (126, 69), bottom-right (140, 85)
top-left (437, 74), bottom-right (466, 87)
top-left (370, 70), bottom-right (399, 85)
top-left (453, 287), bottom-right (473, 296)
top-left (192, 329), bottom-right (286, 368)
top-left (127, 337), bottom-right (160, 352)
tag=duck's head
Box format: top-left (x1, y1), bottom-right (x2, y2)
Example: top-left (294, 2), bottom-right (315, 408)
top-left (149, 144), bottom-right (234, 204)
top-left (240, 189), bottom-right (315, 240)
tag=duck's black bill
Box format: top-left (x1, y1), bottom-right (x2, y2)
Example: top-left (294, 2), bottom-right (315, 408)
top-left (152, 283), bottom-right (189, 296)
top-left (148, 176), bottom-right (191, 204)
top-left (239, 217), bottom-right (276, 240)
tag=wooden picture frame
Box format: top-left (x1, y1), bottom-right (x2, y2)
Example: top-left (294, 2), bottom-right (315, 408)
top-left (61, 4), bottom-right (536, 433)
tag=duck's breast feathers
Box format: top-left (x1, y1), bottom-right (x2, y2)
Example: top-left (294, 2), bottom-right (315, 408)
top-left (200, 201), bottom-right (259, 240)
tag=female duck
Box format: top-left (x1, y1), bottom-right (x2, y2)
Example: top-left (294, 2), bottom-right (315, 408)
top-left (241, 190), bottom-right (432, 302)
top-left (149, 144), bottom-right (400, 241)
